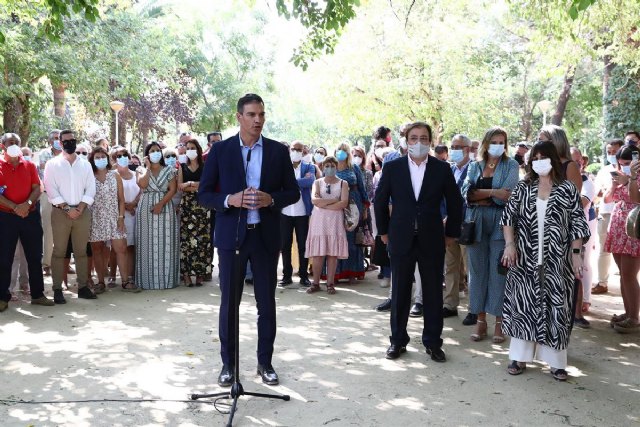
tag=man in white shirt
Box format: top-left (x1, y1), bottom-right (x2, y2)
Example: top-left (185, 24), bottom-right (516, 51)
top-left (279, 140), bottom-right (315, 287)
top-left (592, 139), bottom-right (624, 294)
top-left (38, 129), bottom-right (62, 276)
top-left (44, 129), bottom-right (97, 304)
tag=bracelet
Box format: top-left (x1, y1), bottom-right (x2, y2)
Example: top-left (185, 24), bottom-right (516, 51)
top-left (505, 242), bottom-right (515, 247)
top-left (118, 215), bottom-right (124, 219)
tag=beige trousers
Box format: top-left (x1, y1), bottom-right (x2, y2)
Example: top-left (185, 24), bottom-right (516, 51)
top-left (443, 241), bottom-right (467, 310)
top-left (40, 193), bottom-right (53, 267)
top-left (51, 208), bottom-right (91, 290)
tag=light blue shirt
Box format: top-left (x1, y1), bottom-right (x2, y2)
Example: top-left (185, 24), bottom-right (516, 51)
top-left (240, 135), bottom-right (263, 224)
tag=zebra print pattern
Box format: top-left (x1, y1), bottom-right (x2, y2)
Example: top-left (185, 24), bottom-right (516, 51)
top-left (500, 179), bottom-right (590, 350)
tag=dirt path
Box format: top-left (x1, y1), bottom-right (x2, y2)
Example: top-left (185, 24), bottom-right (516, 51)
top-left (0, 270), bottom-right (638, 426)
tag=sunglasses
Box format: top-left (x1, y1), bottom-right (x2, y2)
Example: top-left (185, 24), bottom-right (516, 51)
top-left (165, 154), bottom-right (177, 158)
top-left (116, 154), bottom-right (130, 159)
top-left (76, 151), bottom-right (88, 155)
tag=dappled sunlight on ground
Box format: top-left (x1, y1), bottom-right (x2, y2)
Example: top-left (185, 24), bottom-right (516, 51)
top-left (0, 271), bottom-right (638, 426)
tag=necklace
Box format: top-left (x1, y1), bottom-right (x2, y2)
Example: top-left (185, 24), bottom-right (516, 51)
top-left (488, 163), bottom-right (496, 169)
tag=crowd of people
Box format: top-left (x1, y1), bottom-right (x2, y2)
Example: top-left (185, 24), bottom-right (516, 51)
top-left (0, 95), bottom-right (638, 386)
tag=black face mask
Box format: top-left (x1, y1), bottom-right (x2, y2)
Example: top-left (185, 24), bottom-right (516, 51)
top-left (62, 139), bottom-right (77, 154)
top-left (128, 164), bottom-right (138, 171)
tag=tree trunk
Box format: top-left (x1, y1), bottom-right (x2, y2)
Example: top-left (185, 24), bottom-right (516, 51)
top-left (551, 65), bottom-right (576, 126)
top-left (18, 94), bottom-right (30, 145)
top-left (2, 96), bottom-right (21, 135)
top-left (602, 55), bottom-right (615, 138)
top-left (52, 82), bottom-right (67, 118)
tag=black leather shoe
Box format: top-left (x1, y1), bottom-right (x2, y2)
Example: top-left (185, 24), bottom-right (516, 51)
top-left (77, 286), bottom-right (97, 299)
top-left (279, 277), bottom-right (293, 286)
top-left (244, 277), bottom-right (253, 286)
top-left (53, 289), bottom-right (67, 304)
top-left (299, 277), bottom-right (311, 287)
top-left (462, 313), bottom-right (478, 325)
top-left (377, 272), bottom-right (384, 279)
top-left (385, 344), bottom-right (406, 360)
top-left (217, 365), bottom-right (234, 387)
top-left (257, 364), bottom-right (279, 385)
top-left (427, 347), bottom-right (446, 363)
top-left (410, 303), bottom-right (423, 317)
top-left (442, 307), bottom-right (458, 318)
top-left (375, 298), bottom-right (392, 312)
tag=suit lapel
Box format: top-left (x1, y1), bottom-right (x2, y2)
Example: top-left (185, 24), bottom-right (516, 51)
top-left (398, 158), bottom-right (415, 201)
top-left (231, 135), bottom-right (245, 187)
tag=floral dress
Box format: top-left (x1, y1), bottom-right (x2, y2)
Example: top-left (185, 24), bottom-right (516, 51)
top-left (179, 163), bottom-right (212, 277)
top-left (89, 171), bottom-right (127, 242)
top-left (604, 178), bottom-right (640, 256)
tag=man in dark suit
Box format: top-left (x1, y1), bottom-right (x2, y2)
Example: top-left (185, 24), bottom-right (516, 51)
top-left (374, 121), bottom-right (463, 363)
top-left (198, 94), bottom-right (299, 386)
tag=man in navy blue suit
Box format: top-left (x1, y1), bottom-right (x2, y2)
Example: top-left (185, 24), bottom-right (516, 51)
top-left (374, 121), bottom-right (463, 363)
top-left (198, 94), bottom-right (299, 386)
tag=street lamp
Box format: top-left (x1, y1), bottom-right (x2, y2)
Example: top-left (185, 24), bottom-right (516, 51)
top-left (109, 100), bottom-right (125, 150)
top-left (536, 100), bottom-right (554, 126)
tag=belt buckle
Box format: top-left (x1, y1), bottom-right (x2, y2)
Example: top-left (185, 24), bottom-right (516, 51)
top-left (247, 223), bottom-right (257, 230)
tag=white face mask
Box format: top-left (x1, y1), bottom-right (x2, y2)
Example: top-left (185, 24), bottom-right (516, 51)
top-left (6, 144), bottom-right (21, 158)
top-left (302, 153), bottom-right (313, 163)
top-left (622, 165), bottom-right (631, 175)
top-left (374, 148), bottom-right (386, 159)
top-left (399, 138), bottom-right (407, 150)
top-left (352, 156), bottom-right (363, 166)
top-left (178, 154), bottom-right (188, 164)
top-left (408, 142), bottom-right (429, 159)
top-left (607, 155), bottom-right (617, 165)
top-left (313, 153), bottom-right (325, 163)
top-left (469, 152), bottom-right (476, 161)
top-left (290, 151), bottom-right (303, 163)
top-left (488, 144), bottom-right (505, 158)
top-left (532, 158), bottom-right (552, 176)
top-left (186, 149), bottom-right (198, 160)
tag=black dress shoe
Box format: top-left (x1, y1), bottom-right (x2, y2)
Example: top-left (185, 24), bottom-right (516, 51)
top-left (77, 286), bottom-right (97, 299)
top-left (427, 347), bottom-right (446, 363)
top-left (244, 277), bottom-right (253, 286)
top-left (385, 344), bottom-right (407, 360)
top-left (279, 277), bottom-right (293, 286)
top-left (410, 303), bottom-right (423, 317)
top-left (377, 272), bottom-right (384, 280)
top-left (257, 364), bottom-right (279, 385)
top-left (217, 365), bottom-right (235, 387)
top-left (375, 298), bottom-right (392, 312)
top-left (299, 277), bottom-right (312, 287)
top-left (442, 307), bottom-right (458, 318)
top-left (462, 313), bottom-right (478, 325)
top-left (53, 289), bottom-right (67, 304)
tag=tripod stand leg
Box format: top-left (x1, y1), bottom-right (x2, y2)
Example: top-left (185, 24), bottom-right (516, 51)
top-left (226, 395), bottom-right (240, 427)
top-left (243, 390), bottom-right (291, 401)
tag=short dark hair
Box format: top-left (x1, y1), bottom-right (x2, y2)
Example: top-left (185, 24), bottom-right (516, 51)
top-left (524, 141), bottom-right (564, 185)
top-left (144, 141), bottom-right (166, 167)
top-left (88, 147), bottom-right (111, 173)
top-left (237, 93), bottom-right (264, 113)
top-left (616, 144), bottom-right (639, 161)
top-left (207, 132), bottom-right (222, 143)
top-left (607, 138), bottom-right (624, 149)
top-left (404, 122), bottom-right (433, 143)
top-left (625, 130), bottom-right (640, 140)
top-left (373, 126), bottom-right (391, 141)
top-left (434, 145), bottom-right (449, 154)
top-left (59, 129), bottom-right (75, 140)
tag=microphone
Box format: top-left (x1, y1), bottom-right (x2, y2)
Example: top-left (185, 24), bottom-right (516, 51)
top-left (235, 146), bottom-right (252, 252)
top-left (246, 148), bottom-right (252, 163)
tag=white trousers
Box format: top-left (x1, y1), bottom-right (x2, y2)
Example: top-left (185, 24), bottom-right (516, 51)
top-left (509, 337), bottom-right (567, 369)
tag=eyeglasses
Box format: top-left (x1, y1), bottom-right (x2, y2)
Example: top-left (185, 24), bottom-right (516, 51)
top-left (165, 154), bottom-right (177, 158)
top-left (76, 151), bottom-right (88, 155)
top-left (450, 145), bottom-right (466, 150)
top-left (116, 154), bottom-right (129, 159)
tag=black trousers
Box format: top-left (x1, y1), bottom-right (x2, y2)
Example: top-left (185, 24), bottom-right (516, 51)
top-left (0, 209), bottom-right (46, 301)
top-left (280, 214), bottom-right (309, 280)
top-left (390, 236), bottom-right (444, 350)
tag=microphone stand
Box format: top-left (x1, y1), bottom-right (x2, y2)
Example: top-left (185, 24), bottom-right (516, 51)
top-left (190, 145), bottom-right (290, 426)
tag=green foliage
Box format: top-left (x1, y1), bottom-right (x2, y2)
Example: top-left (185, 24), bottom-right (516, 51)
top-left (603, 66), bottom-right (640, 139)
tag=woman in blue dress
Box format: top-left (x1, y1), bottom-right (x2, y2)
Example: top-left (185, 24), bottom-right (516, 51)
top-left (333, 142), bottom-right (369, 282)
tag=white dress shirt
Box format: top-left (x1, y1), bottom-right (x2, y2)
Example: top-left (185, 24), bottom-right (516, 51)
top-left (408, 155), bottom-right (428, 200)
top-left (44, 155), bottom-right (96, 206)
top-left (282, 164), bottom-right (306, 217)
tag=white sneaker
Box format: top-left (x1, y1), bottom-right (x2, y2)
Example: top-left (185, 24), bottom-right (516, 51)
top-left (380, 278), bottom-right (390, 288)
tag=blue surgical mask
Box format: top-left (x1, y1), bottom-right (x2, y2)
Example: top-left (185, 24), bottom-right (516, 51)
top-left (52, 140), bottom-right (62, 151)
top-left (23, 155), bottom-right (32, 162)
top-left (408, 142), bottom-right (429, 159)
top-left (117, 157), bottom-right (130, 168)
top-left (488, 145), bottom-right (505, 157)
top-left (607, 155), bottom-right (617, 166)
top-left (622, 165), bottom-right (631, 175)
top-left (324, 166), bottom-right (337, 177)
top-left (449, 149), bottom-right (464, 164)
top-left (165, 157), bottom-right (177, 168)
top-left (149, 152), bottom-right (162, 163)
top-left (336, 150), bottom-right (348, 162)
top-left (94, 158), bottom-right (108, 170)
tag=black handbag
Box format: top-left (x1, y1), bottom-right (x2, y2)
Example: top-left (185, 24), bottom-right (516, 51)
top-left (458, 221), bottom-right (476, 245)
top-left (371, 235), bottom-right (390, 266)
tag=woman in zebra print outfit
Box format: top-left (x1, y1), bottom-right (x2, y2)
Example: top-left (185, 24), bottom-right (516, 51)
top-left (500, 141), bottom-right (590, 381)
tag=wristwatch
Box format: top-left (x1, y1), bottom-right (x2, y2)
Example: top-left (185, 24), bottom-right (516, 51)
top-left (27, 200), bottom-right (33, 206)
top-left (572, 248), bottom-right (581, 254)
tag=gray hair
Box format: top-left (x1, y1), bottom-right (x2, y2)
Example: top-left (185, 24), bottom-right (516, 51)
top-left (48, 129), bottom-right (62, 142)
top-left (2, 133), bottom-right (21, 145)
top-left (451, 134), bottom-right (471, 147)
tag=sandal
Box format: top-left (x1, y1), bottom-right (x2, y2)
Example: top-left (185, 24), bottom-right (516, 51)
top-left (327, 284), bottom-right (336, 295)
top-left (122, 281), bottom-right (142, 293)
top-left (507, 360), bottom-right (526, 375)
top-left (610, 313), bottom-right (628, 328)
top-left (492, 321), bottom-right (505, 343)
top-left (183, 274), bottom-right (194, 287)
top-left (195, 276), bottom-right (204, 287)
top-left (306, 283), bottom-right (321, 294)
top-left (613, 318), bottom-right (640, 334)
top-left (92, 282), bottom-right (106, 295)
top-left (551, 368), bottom-right (568, 381)
top-left (470, 320), bottom-right (487, 341)
top-left (107, 277), bottom-right (117, 288)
